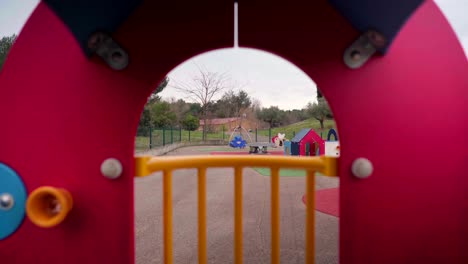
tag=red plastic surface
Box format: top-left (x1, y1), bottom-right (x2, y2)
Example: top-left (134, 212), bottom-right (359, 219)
top-left (1, 0), bottom-right (467, 263)
top-left (298, 130), bottom-right (325, 156)
top-left (239, 0), bottom-right (468, 263)
top-left (0, 1), bottom-right (232, 264)
top-left (302, 188), bottom-right (340, 217)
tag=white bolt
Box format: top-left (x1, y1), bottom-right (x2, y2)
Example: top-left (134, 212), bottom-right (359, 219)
top-left (351, 158), bottom-right (373, 179)
top-left (0, 193), bottom-right (14, 210)
top-left (101, 158), bottom-right (123, 179)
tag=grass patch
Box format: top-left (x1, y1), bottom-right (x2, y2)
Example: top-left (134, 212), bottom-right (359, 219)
top-left (179, 130), bottom-right (226, 141)
top-left (135, 130), bottom-right (228, 149)
top-left (253, 168), bottom-right (306, 177)
top-left (135, 136), bottom-right (150, 149)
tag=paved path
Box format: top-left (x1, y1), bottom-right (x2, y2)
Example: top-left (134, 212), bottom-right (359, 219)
top-left (135, 146), bottom-right (339, 264)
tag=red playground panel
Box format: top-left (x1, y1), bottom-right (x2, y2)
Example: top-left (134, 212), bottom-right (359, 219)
top-left (0, 0), bottom-right (467, 264)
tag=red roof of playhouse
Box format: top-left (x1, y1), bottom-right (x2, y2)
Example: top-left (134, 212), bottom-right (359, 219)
top-left (199, 117), bottom-right (239, 125)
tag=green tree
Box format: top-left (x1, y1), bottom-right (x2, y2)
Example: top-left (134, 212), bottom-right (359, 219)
top-left (188, 103), bottom-right (202, 116)
top-left (148, 76), bottom-right (169, 103)
top-left (283, 109), bottom-right (308, 125)
top-left (317, 88), bottom-right (323, 99)
top-left (0, 34), bottom-right (17, 70)
top-left (137, 76), bottom-right (170, 133)
top-left (257, 106), bottom-right (284, 128)
top-left (306, 97), bottom-right (332, 129)
top-left (216, 89), bottom-right (252, 118)
top-left (137, 107), bottom-right (152, 136)
top-left (234, 90), bottom-right (252, 112)
top-left (151, 101), bottom-right (177, 128)
top-left (181, 114), bottom-right (199, 131)
top-left (168, 98), bottom-right (190, 125)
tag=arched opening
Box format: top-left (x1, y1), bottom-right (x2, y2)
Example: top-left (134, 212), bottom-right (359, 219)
top-left (1, 1), bottom-right (467, 264)
top-left (134, 47), bottom-right (340, 264)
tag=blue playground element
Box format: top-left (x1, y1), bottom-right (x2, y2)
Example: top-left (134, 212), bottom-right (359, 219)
top-left (43, 0), bottom-right (143, 55)
top-left (290, 128), bottom-right (311, 156)
top-left (329, 0), bottom-right (423, 53)
top-left (0, 163), bottom-right (27, 240)
top-left (327, 129), bottom-right (338, 141)
top-left (284, 141), bottom-right (292, 155)
top-left (230, 135), bottom-right (247, 148)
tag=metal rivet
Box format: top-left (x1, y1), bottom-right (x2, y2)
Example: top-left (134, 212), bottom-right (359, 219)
top-left (344, 30), bottom-right (386, 69)
top-left (351, 158), bottom-right (373, 179)
top-left (101, 158), bottom-right (123, 179)
top-left (88, 32), bottom-right (129, 71)
top-left (350, 50), bottom-right (361, 61)
top-left (367, 30), bottom-right (386, 48)
top-left (0, 193), bottom-right (14, 210)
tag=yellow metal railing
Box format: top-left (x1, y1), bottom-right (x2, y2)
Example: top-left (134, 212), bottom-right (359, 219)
top-left (135, 155), bottom-right (338, 264)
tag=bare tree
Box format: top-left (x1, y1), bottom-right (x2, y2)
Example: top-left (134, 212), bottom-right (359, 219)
top-left (171, 66), bottom-right (233, 140)
top-left (251, 98), bottom-right (262, 116)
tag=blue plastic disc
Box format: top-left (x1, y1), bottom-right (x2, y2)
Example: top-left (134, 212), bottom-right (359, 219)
top-left (0, 163), bottom-right (27, 240)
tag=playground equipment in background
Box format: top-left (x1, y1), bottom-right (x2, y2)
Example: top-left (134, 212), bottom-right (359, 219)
top-left (286, 128), bottom-right (340, 157)
top-left (1, 1), bottom-right (467, 264)
top-left (227, 114), bottom-right (253, 147)
top-left (327, 128), bottom-right (338, 141)
top-left (227, 126), bottom-right (253, 147)
top-left (301, 129), bottom-right (340, 215)
top-left (229, 135), bottom-right (247, 148)
top-left (325, 129), bottom-right (340, 157)
top-left (290, 129), bottom-right (325, 156)
top-left (284, 141), bottom-right (292, 156)
top-left (210, 150), bottom-right (284, 156)
top-left (271, 133), bottom-right (287, 147)
top-left (246, 132), bottom-right (287, 154)
top-left (247, 142), bottom-right (275, 154)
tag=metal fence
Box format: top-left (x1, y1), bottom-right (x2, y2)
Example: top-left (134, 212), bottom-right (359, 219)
top-left (135, 126), bottom-right (337, 151)
top-left (135, 127), bottom-right (228, 151)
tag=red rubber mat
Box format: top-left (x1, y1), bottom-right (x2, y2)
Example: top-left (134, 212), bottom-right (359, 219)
top-left (302, 188), bottom-right (339, 217)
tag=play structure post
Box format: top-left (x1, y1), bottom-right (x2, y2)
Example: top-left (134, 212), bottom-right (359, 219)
top-left (179, 128), bottom-right (182, 142)
top-left (163, 128), bottom-right (166, 146)
top-left (269, 128), bottom-right (272, 142)
top-left (149, 126), bottom-right (153, 149)
top-left (255, 128), bottom-right (258, 142)
top-left (222, 126), bottom-right (225, 141)
top-left (188, 130), bottom-right (191, 142)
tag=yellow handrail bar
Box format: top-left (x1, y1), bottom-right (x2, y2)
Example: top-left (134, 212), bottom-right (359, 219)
top-left (271, 168), bottom-right (280, 264)
top-left (198, 168), bottom-right (207, 264)
top-left (134, 155), bottom-right (338, 264)
top-left (234, 167), bottom-right (243, 264)
top-left (163, 170), bottom-right (173, 264)
top-left (135, 155), bottom-right (337, 177)
top-left (306, 170), bottom-right (315, 264)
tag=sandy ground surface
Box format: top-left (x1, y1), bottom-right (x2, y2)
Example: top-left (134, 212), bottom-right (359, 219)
top-left (135, 146), bottom-right (339, 264)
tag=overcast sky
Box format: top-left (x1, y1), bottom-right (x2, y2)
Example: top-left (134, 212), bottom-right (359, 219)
top-left (1, 0), bottom-right (467, 110)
